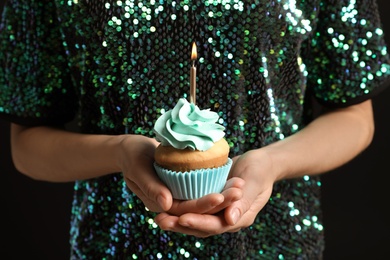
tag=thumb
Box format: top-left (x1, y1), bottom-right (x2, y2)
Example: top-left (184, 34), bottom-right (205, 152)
top-left (223, 180), bottom-right (259, 226)
top-left (140, 176), bottom-right (173, 212)
top-left (156, 187), bottom-right (173, 212)
top-left (126, 169), bottom-right (173, 212)
top-left (224, 183), bottom-right (272, 226)
top-left (225, 203), bottom-right (244, 226)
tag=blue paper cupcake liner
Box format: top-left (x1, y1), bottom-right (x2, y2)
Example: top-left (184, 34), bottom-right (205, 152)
top-left (154, 158), bottom-right (233, 200)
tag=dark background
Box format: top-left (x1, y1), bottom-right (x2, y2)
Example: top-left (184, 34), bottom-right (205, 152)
top-left (1, 1), bottom-right (389, 259)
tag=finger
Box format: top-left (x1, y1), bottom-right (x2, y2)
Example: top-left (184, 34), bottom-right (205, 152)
top-left (125, 172), bottom-right (172, 212)
top-left (168, 193), bottom-right (224, 216)
top-left (177, 213), bottom-right (233, 236)
top-left (178, 208), bottom-right (258, 234)
top-left (224, 179), bottom-right (272, 226)
top-left (155, 212), bottom-right (227, 238)
top-left (204, 177), bottom-right (245, 215)
top-left (154, 212), bottom-right (178, 229)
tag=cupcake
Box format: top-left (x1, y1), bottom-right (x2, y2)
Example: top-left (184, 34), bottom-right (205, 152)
top-left (153, 98), bottom-right (232, 200)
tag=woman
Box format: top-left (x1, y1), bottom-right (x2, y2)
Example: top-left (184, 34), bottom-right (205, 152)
top-left (1, 0), bottom-right (389, 258)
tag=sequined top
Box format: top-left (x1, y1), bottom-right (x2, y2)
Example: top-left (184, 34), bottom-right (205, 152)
top-left (1, 0), bottom-right (389, 259)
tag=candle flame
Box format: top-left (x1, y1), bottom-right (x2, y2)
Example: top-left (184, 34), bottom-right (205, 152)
top-left (191, 42), bottom-right (197, 60)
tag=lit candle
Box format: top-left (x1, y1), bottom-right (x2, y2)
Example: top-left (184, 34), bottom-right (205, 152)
top-left (190, 42), bottom-right (197, 104)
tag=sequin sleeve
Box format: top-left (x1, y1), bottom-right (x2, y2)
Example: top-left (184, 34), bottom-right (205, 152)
top-left (303, 0), bottom-right (390, 108)
top-left (0, 1), bottom-right (78, 126)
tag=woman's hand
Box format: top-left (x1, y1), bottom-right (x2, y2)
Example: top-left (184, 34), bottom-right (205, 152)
top-left (119, 135), bottom-right (174, 212)
top-left (120, 134), bottom-right (245, 215)
top-left (154, 149), bottom-right (276, 237)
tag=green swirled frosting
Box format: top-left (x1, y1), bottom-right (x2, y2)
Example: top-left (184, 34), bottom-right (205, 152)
top-left (154, 98), bottom-right (225, 151)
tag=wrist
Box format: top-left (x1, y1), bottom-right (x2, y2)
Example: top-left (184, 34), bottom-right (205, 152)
top-left (259, 144), bottom-right (288, 182)
top-left (116, 134), bottom-right (159, 173)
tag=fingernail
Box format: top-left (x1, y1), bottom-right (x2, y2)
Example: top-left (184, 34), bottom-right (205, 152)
top-left (157, 195), bottom-right (165, 208)
top-left (180, 221), bottom-right (190, 227)
top-left (231, 208), bottom-right (240, 225)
